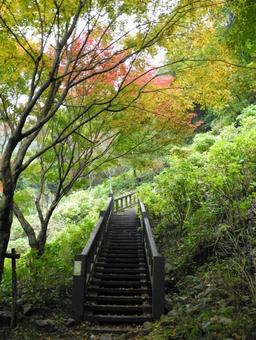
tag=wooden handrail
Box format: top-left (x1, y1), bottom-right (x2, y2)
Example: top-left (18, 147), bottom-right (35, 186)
top-left (71, 193), bottom-right (165, 322)
top-left (82, 196), bottom-right (113, 256)
top-left (139, 200), bottom-right (165, 320)
top-left (140, 202), bottom-right (158, 257)
top-left (114, 192), bottom-right (137, 211)
top-left (72, 194), bottom-right (114, 320)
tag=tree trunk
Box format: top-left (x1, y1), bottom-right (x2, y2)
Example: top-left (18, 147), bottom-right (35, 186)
top-left (13, 203), bottom-right (39, 251)
top-left (37, 227), bottom-right (47, 256)
top-left (133, 168), bottom-right (140, 185)
top-left (0, 149), bottom-right (16, 283)
top-left (14, 194), bottom-right (56, 257)
top-left (0, 190), bottom-right (14, 283)
top-left (36, 210), bottom-right (53, 256)
top-left (13, 203), bottom-right (48, 256)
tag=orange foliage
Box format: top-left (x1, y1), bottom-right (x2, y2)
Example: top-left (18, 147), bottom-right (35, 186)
top-left (54, 31), bottom-right (175, 99)
top-left (126, 70), bottom-right (174, 87)
top-left (54, 32), bottom-right (129, 98)
top-left (49, 31), bottom-right (200, 136)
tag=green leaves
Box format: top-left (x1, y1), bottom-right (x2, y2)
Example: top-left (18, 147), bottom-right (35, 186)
top-left (138, 103), bottom-right (256, 261)
top-left (224, 0), bottom-right (256, 63)
top-left (136, 105), bottom-right (256, 338)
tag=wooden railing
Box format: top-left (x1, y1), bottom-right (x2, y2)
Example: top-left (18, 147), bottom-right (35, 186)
top-left (139, 201), bottom-right (165, 320)
top-left (71, 193), bottom-right (165, 321)
top-left (71, 194), bottom-right (114, 321)
top-left (114, 192), bottom-right (137, 211)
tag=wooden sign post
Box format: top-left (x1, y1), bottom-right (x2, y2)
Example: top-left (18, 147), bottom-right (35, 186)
top-left (5, 248), bottom-right (20, 328)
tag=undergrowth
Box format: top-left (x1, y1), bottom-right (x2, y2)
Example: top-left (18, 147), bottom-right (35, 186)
top-left (137, 105), bottom-right (256, 339)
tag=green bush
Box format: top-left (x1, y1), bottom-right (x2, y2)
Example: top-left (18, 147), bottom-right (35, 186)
top-left (9, 219), bottom-right (26, 241)
top-left (0, 186), bottom-right (106, 306)
top-left (192, 132), bottom-right (217, 153)
top-left (237, 104), bottom-right (256, 125)
top-left (137, 106), bottom-right (256, 294)
top-left (0, 215), bottom-right (96, 306)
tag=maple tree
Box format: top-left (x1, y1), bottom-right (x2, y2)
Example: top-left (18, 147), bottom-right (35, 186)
top-left (12, 71), bottom-right (197, 255)
top-left (0, 0), bottom-right (218, 279)
top-left (10, 30), bottom-right (196, 255)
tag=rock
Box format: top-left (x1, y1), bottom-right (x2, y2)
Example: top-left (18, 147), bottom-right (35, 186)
top-left (165, 263), bottom-right (173, 274)
top-left (65, 318), bottom-right (76, 327)
top-left (100, 334), bottom-right (112, 340)
top-left (35, 319), bottom-right (58, 332)
top-left (143, 321), bottom-right (152, 330)
top-left (22, 303), bottom-right (33, 316)
top-left (219, 317), bottom-right (232, 326)
top-left (0, 310), bottom-right (11, 324)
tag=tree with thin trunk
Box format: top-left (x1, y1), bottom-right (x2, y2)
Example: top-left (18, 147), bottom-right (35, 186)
top-left (0, 0), bottom-right (224, 282)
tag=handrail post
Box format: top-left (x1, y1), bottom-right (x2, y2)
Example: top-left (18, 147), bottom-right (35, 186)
top-left (71, 254), bottom-right (87, 321)
top-left (152, 255), bottom-right (165, 320)
top-left (109, 193), bottom-right (114, 213)
top-left (114, 192), bottom-right (137, 212)
top-left (141, 209), bottom-right (147, 244)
